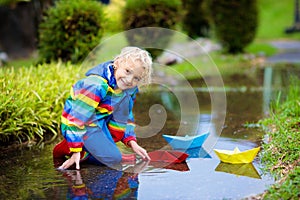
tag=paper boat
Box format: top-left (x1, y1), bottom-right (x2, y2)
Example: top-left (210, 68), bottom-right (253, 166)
top-left (162, 132), bottom-right (209, 149)
top-left (215, 162), bottom-right (261, 179)
top-left (213, 147), bottom-right (260, 164)
top-left (149, 162), bottom-right (190, 172)
top-left (121, 150), bottom-right (189, 164)
top-left (184, 147), bottom-right (212, 159)
top-left (148, 150), bottom-right (189, 163)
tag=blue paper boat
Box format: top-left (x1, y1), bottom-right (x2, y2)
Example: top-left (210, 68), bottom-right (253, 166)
top-left (185, 147), bottom-right (212, 159)
top-left (162, 132), bottom-right (209, 149)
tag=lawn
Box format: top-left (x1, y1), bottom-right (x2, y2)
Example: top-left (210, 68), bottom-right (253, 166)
top-left (257, 0), bottom-right (300, 40)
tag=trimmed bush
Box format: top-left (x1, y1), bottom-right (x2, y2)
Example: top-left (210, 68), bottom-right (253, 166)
top-left (181, 0), bottom-right (210, 39)
top-left (0, 63), bottom-right (83, 146)
top-left (122, 0), bottom-right (182, 59)
top-left (210, 0), bottom-right (258, 53)
top-left (38, 0), bottom-right (105, 63)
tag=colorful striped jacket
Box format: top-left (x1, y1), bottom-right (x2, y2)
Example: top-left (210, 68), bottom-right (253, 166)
top-left (61, 61), bottom-right (138, 152)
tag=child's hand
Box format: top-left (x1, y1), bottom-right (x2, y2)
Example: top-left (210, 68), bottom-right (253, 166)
top-left (58, 152), bottom-right (81, 170)
top-left (128, 160), bottom-right (150, 173)
top-left (129, 140), bottom-right (151, 160)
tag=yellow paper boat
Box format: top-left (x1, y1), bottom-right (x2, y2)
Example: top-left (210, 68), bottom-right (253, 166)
top-left (213, 147), bottom-right (260, 164)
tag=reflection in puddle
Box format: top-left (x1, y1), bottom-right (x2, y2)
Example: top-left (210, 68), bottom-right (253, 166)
top-left (148, 162), bottom-right (190, 172)
top-left (184, 147), bottom-right (211, 159)
top-left (215, 162), bottom-right (261, 179)
top-left (61, 167), bottom-right (139, 199)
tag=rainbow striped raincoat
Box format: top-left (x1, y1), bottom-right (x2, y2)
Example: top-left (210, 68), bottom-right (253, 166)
top-left (61, 61), bottom-right (138, 154)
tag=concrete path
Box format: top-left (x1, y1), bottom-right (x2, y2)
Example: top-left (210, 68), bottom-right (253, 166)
top-left (266, 40), bottom-right (300, 64)
top-left (156, 39), bottom-right (300, 65)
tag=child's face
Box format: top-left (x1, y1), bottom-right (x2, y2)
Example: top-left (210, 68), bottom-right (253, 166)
top-left (114, 59), bottom-right (145, 90)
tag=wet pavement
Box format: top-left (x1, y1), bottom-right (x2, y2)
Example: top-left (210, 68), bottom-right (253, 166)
top-left (267, 40), bottom-right (300, 63)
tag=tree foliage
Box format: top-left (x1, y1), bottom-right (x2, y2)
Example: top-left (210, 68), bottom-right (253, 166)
top-left (38, 0), bottom-right (105, 63)
top-left (210, 0), bottom-right (258, 53)
top-left (182, 0), bottom-right (210, 39)
top-left (122, 0), bottom-right (182, 59)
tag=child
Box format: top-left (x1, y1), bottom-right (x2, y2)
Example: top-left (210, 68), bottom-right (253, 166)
top-left (53, 47), bottom-right (152, 170)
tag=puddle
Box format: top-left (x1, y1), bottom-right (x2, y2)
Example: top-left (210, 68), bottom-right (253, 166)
top-left (1, 65), bottom-right (300, 199)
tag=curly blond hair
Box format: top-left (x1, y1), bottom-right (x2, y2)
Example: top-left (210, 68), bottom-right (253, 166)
top-left (114, 46), bottom-right (153, 85)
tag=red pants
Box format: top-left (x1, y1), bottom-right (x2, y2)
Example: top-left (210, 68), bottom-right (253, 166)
top-left (52, 139), bottom-right (90, 168)
top-left (53, 138), bottom-right (136, 168)
top-left (53, 139), bottom-right (72, 159)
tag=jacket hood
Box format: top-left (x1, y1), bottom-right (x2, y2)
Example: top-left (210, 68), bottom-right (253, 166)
top-left (85, 61), bottom-right (116, 88)
top-left (85, 60), bottom-right (138, 95)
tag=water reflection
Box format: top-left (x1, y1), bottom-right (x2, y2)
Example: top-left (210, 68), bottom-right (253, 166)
top-left (57, 160), bottom-right (192, 199)
top-left (262, 65), bottom-right (300, 114)
top-left (215, 162), bottom-right (261, 179)
top-left (148, 162), bottom-right (190, 172)
top-left (60, 167), bottom-right (140, 199)
top-left (185, 147), bottom-right (211, 159)
top-left (54, 160), bottom-right (151, 199)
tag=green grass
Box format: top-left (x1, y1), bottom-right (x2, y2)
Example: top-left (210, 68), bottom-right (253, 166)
top-left (264, 168), bottom-right (300, 200)
top-left (0, 62), bottom-right (83, 146)
top-left (245, 41), bottom-right (278, 56)
top-left (257, 0), bottom-right (300, 40)
top-left (258, 77), bottom-right (300, 199)
top-left (165, 51), bottom-right (254, 80)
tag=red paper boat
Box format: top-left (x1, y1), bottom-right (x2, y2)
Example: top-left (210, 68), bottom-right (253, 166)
top-left (148, 150), bottom-right (189, 163)
top-left (150, 162), bottom-right (190, 171)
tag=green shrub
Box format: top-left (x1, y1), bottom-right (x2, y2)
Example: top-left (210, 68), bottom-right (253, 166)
top-left (38, 0), bottom-right (105, 63)
top-left (181, 0), bottom-right (210, 39)
top-left (209, 0), bottom-right (258, 54)
top-left (0, 63), bottom-right (82, 146)
top-left (122, 0), bottom-right (182, 59)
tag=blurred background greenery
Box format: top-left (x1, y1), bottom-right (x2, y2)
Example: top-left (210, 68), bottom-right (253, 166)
top-left (0, 0), bottom-right (299, 67)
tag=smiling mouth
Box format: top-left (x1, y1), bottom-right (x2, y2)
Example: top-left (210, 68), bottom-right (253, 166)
top-left (120, 79), bottom-right (131, 87)
top-left (122, 79), bottom-right (132, 86)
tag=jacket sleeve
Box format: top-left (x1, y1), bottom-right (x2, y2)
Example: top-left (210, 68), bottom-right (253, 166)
top-left (121, 91), bottom-right (138, 146)
top-left (61, 76), bottom-right (108, 152)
